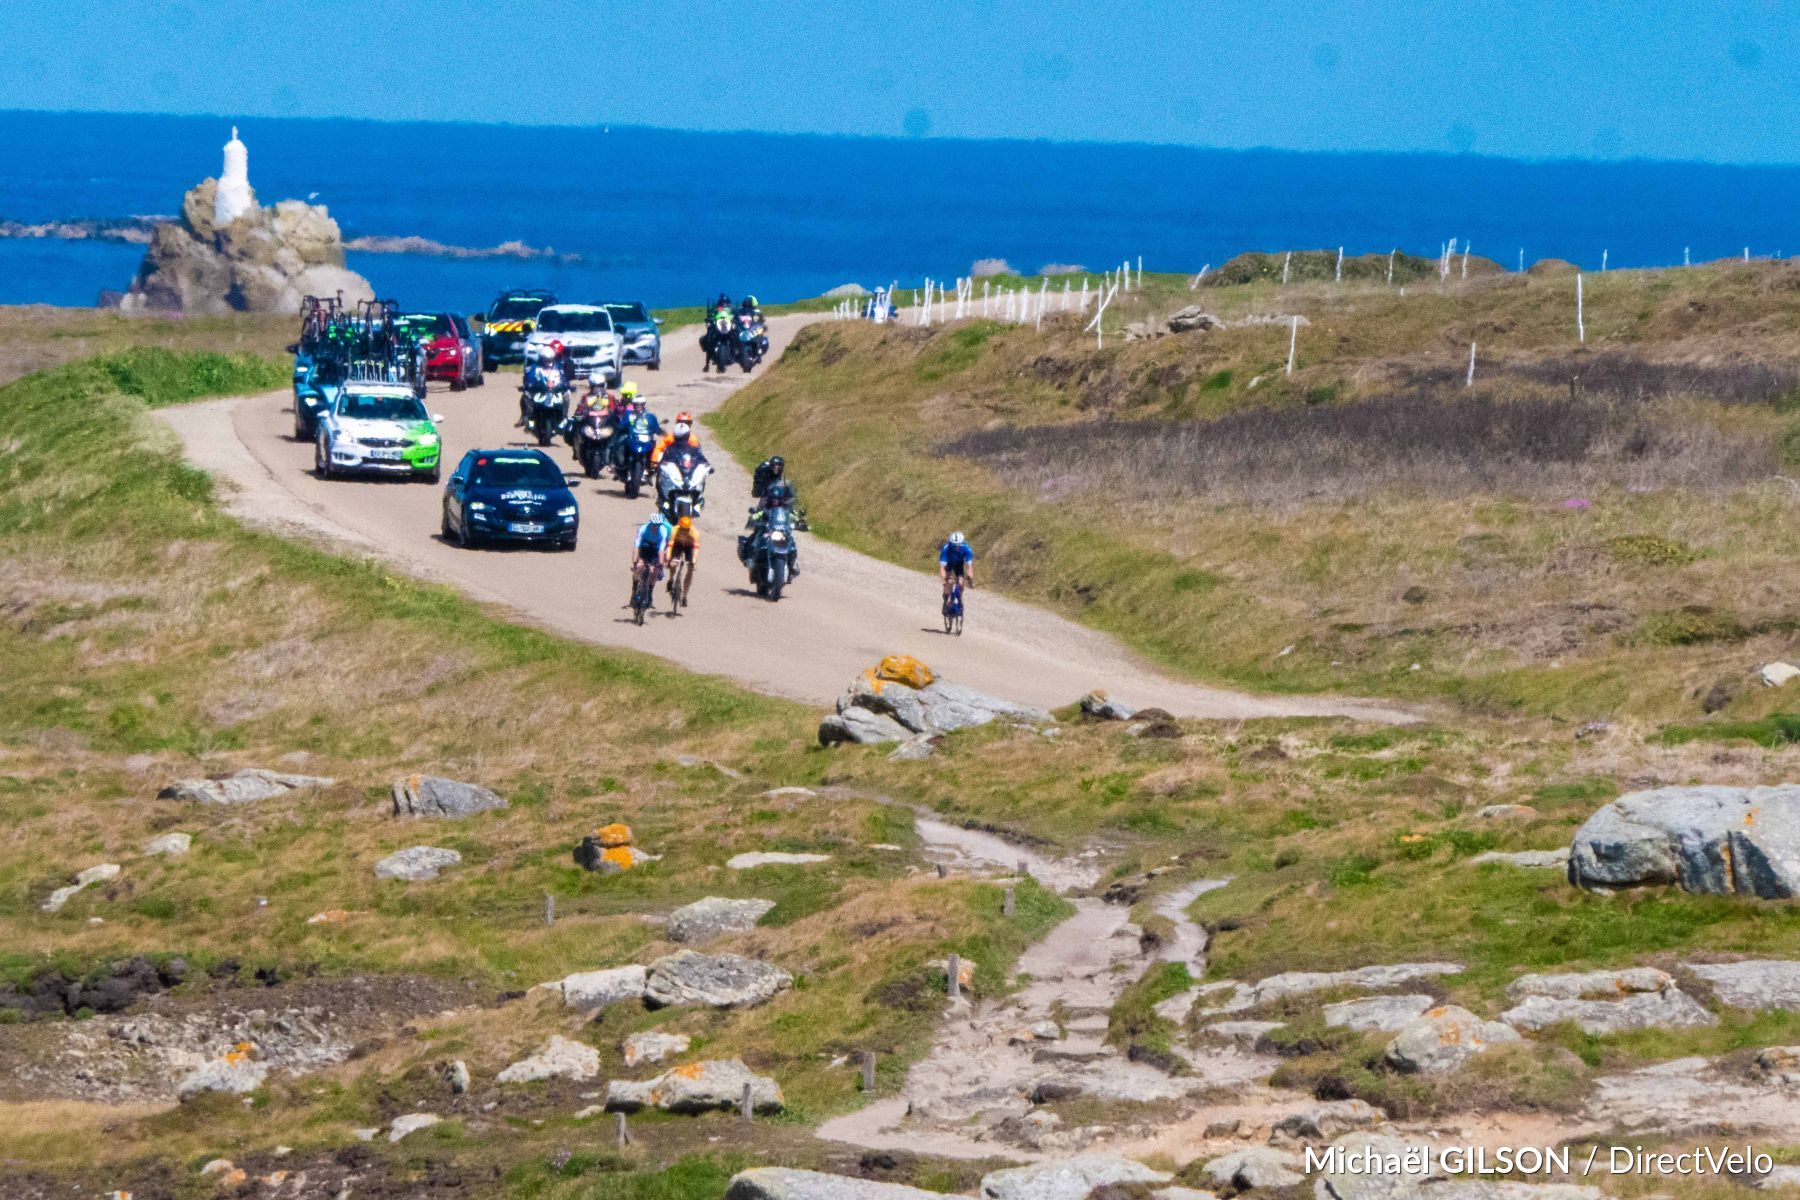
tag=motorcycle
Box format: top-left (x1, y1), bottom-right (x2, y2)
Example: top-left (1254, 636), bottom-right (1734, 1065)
top-left (613, 423), bottom-right (656, 499)
top-left (733, 315), bottom-right (767, 372)
top-left (739, 505), bottom-right (798, 601)
top-left (702, 315), bottom-right (736, 374)
top-left (573, 409), bottom-right (613, 479)
top-left (657, 450), bottom-right (713, 520)
top-left (522, 384), bottom-right (564, 447)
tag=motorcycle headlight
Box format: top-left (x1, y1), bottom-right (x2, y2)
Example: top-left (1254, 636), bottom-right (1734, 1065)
top-left (557, 505), bottom-right (577, 518)
top-left (771, 531), bottom-right (789, 543)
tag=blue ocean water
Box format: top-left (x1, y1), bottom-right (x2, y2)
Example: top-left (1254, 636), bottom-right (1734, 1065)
top-left (2, 110), bottom-right (1798, 312)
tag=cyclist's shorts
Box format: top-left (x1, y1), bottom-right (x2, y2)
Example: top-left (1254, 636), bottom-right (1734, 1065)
top-left (637, 543), bottom-right (662, 565)
top-left (670, 542), bottom-right (696, 563)
top-left (945, 560), bottom-right (968, 578)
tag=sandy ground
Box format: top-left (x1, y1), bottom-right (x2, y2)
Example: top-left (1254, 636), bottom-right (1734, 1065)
top-left (157, 312), bottom-right (1405, 720)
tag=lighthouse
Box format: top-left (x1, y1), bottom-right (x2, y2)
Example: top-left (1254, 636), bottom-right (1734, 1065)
top-left (213, 125), bottom-right (257, 227)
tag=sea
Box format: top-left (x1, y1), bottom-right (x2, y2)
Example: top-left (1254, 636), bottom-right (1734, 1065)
top-left (3, 110), bottom-right (1799, 313)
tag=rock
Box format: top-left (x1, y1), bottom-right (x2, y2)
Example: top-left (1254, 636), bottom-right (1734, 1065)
top-left (1754, 1045), bottom-right (1800, 1085)
top-left (887, 735), bottom-right (938, 761)
top-left (726, 1167), bottom-right (941, 1199)
top-left (1202, 1147), bottom-right (1304, 1191)
top-left (1689, 960), bottom-right (1800, 1010)
top-left (390, 775), bottom-right (507, 819)
top-left (623, 1031), bottom-right (691, 1067)
top-left (1309, 1132), bottom-right (1432, 1200)
top-left (1501, 989), bottom-right (1716, 1035)
top-left (497, 1035), bottom-right (600, 1083)
top-left (158, 768), bottom-right (332, 805)
top-left (1232, 962), bottom-right (1465, 1007)
top-left (644, 951), bottom-right (793, 1009)
top-left (1386, 1006), bottom-right (1520, 1073)
top-left (1575, 720), bottom-right (1612, 740)
top-left (727, 851), bottom-right (831, 869)
top-left (1126, 708), bottom-right (1182, 738)
top-left (605, 1058), bottom-right (782, 1114)
top-left (42, 863), bottom-right (120, 912)
top-left (1567, 784), bottom-right (1800, 897)
top-left (1198, 1019), bottom-right (1285, 1045)
top-left (556, 965), bottom-right (648, 1011)
top-left (1271, 1099), bottom-right (1382, 1142)
top-left (1758, 1166), bottom-right (1800, 1190)
top-left (595, 823), bottom-right (634, 847)
top-left (1763, 662), bottom-right (1800, 688)
top-left (374, 846), bottom-right (461, 881)
top-left (1323, 994), bottom-right (1436, 1032)
top-left (176, 1055), bottom-right (268, 1101)
top-left (143, 832), bottom-right (191, 856)
top-left (843, 672), bottom-right (933, 734)
top-left (386, 1113), bottom-right (440, 1142)
top-left (306, 908), bottom-right (351, 925)
top-left (1080, 690), bottom-right (1139, 721)
top-left (198, 1159), bottom-right (236, 1177)
top-left (1469, 849), bottom-right (1568, 868)
top-left (668, 897), bottom-right (775, 943)
top-left (574, 836), bottom-right (653, 873)
top-left (819, 708), bottom-right (913, 747)
top-left (1154, 1190), bottom-right (1219, 1200)
top-left (1166, 306), bottom-right (1225, 334)
top-left (980, 1153), bottom-right (1170, 1200)
top-left (1475, 804), bottom-right (1538, 820)
top-left (444, 1060), bottom-right (470, 1094)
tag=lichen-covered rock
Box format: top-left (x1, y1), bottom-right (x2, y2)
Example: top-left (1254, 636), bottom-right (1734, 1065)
top-left (823, 664), bottom-right (1052, 747)
top-left (373, 846), bottom-right (461, 881)
top-left (819, 707), bottom-right (913, 746)
top-left (726, 1168), bottom-right (943, 1199)
top-left (158, 768), bottom-right (333, 805)
top-left (980, 1153), bottom-right (1170, 1200)
top-left (574, 837), bottom-right (653, 873)
top-left (622, 1031), bottom-right (691, 1067)
top-left (1568, 785), bottom-right (1800, 897)
top-left (1386, 1005), bottom-right (1520, 1073)
top-left (496, 1035), bottom-right (600, 1083)
top-left (391, 775), bottom-right (507, 819)
top-left (176, 1054), bottom-right (268, 1101)
top-left (644, 951), bottom-right (792, 1009)
top-left (668, 897), bottom-right (775, 943)
top-left (605, 1058), bottom-right (781, 1114)
top-left (1201, 1146), bottom-right (1303, 1190)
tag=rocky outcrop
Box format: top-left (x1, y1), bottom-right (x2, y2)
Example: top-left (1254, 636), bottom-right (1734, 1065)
top-left (668, 897), bottom-right (775, 943)
top-left (43, 863), bottom-right (120, 913)
top-left (1079, 690), bottom-right (1138, 721)
top-left (391, 775), bottom-right (507, 819)
top-left (1322, 994), bottom-right (1436, 1032)
top-left (555, 965), bottom-right (647, 1012)
top-left (1201, 1147), bottom-right (1303, 1190)
top-left (1208, 962), bottom-right (1464, 1010)
top-left (1689, 960), bottom-right (1800, 1010)
top-left (1568, 785), bottom-right (1800, 897)
top-left (496, 1035), bottom-right (600, 1083)
top-left (606, 1059), bottom-right (781, 1114)
top-left (821, 662), bottom-right (1052, 747)
top-left (143, 832), bottom-right (191, 856)
top-left (622, 1031), bottom-right (690, 1067)
top-left (120, 164), bottom-right (371, 314)
top-left (726, 1169), bottom-right (941, 1199)
top-left (176, 1053), bottom-right (267, 1101)
top-left (1500, 969), bottom-right (1715, 1034)
top-left (980, 1153), bottom-right (1169, 1200)
top-left (158, 768), bottom-right (333, 806)
top-left (726, 852), bottom-right (830, 869)
top-left (1386, 1006), bottom-right (1520, 1073)
top-left (644, 951), bottom-right (792, 1009)
top-left (373, 846), bottom-right (461, 881)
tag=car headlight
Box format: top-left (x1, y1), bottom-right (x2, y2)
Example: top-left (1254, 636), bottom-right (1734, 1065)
top-left (557, 505), bottom-right (577, 518)
top-left (418, 433), bottom-right (439, 446)
top-left (468, 501), bottom-right (490, 512)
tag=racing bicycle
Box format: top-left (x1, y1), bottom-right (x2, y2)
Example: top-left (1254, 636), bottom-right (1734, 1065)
top-left (667, 555), bottom-right (694, 612)
top-left (631, 561), bottom-right (658, 625)
top-left (942, 579), bottom-right (965, 636)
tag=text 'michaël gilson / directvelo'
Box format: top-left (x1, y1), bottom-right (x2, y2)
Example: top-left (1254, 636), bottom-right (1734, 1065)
top-left (1304, 1143), bottom-right (1775, 1179)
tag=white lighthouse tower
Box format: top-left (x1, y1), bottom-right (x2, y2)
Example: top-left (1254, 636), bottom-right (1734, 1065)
top-left (213, 126), bottom-right (257, 227)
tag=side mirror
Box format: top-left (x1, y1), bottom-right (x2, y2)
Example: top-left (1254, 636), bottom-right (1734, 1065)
top-left (653, 317), bottom-right (664, 326)
top-left (449, 475), bottom-right (464, 486)
top-left (432, 413), bottom-right (445, 423)
top-left (286, 343), bottom-right (300, 354)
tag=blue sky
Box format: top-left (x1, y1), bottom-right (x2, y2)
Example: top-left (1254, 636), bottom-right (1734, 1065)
top-left (3, 0), bottom-right (1795, 164)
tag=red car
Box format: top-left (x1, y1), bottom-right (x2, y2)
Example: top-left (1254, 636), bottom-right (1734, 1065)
top-left (399, 312), bottom-right (485, 391)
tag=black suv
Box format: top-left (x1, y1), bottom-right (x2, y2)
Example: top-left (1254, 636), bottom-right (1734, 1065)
top-left (479, 289), bottom-right (557, 370)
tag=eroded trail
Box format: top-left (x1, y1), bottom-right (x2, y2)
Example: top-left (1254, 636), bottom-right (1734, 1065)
top-left (157, 311), bottom-right (1404, 722)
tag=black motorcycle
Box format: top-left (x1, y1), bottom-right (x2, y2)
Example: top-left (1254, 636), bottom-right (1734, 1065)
top-left (702, 316), bottom-right (736, 374)
top-left (522, 384), bottom-right (564, 447)
top-left (613, 424), bottom-right (656, 499)
top-left (733, 316), bottom-right (767, 372)
top-left (657, 450), bottom-right (713, 520)
top-left (573, 408), bottom-right (613, 478)
top-left (739, 505), bottom-right (798, 601)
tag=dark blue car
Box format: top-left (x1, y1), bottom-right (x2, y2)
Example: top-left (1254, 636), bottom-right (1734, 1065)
top-left (441, 448), bottom-right (579, 551)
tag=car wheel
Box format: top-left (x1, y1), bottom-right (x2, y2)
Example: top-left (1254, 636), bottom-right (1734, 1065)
top-left (424, 466), bottom-right (441, 485)
top-left (472, 369), bottom-right (485, 389)
top-left (450, 374), bottom-right (465, 392)
top-left (559, 534), bottom-right (578, 552)
top-left (648, 360), bottom-right (660, 371)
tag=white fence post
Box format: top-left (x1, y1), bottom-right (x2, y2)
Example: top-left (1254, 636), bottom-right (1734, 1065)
top-left (1461, 245), bottom-right (1469, 278)
top-left (1601, 249), bottom-right (1608, 273)
top-left (1335, 246), bottom-right (1343, 283)
top-left (1684, 246), bottom-right (1691, 267)
top-left (1518, 247), bottom-right (1524, 272)
top-left (1576, 272), bottom-right (1586, 343)
top-left (1286, 316), bottom-right (1298, 375)
top-left (1466, 341), bottom-right (1477, 387)
top-left (1387, 249), bottom-right (1395, 284)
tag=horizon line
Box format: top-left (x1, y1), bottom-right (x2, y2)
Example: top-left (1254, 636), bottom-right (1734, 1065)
top-left (4, 106), bottom-right (1798, 174)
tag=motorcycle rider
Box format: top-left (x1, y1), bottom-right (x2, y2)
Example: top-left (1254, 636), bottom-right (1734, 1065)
top-left (630, 509), bottom-right (674, 606)
top-left (938, 531), bottom-right (975, 601)
top-left (740, 478), bottom-right (800, 577)
top-left (611, 395), bottom-right (662, 471)
top-left (751, 454), bottom-right (787, 500)
top-left (651, 411), bottom-right (701, 466)
top-left (563, 368), bottom-right (611, 437)
top-left (520, 340), bottom-right (568, 426)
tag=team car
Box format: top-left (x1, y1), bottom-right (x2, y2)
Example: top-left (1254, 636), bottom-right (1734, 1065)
top-left (600, 300), bottom-right (663, 370)
top-left (398, 312), bottom-right (484, 390)
top-left (440, 448), bottom-right (579, 550)
top-left (313, 383), bottom-right (445, 482)
top-left (523, 304), bottom-right (623, 384)
top-left (479, 288), bottom-right (557, 370)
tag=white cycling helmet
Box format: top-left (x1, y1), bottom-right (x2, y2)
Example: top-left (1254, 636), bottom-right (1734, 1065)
top-left (588, 368), bottom-right (607, 385)
top-left (672, 421), bottom-right (692, 437)
top-left (948, 531), bottom-right (966, 545)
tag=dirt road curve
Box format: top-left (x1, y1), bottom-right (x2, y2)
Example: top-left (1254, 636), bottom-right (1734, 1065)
top-left (159, 313), bottom-right (1404, 722)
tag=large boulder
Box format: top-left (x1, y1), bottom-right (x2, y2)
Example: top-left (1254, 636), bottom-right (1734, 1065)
top-left (726, 1169), bottom-right (942, 1199)
top-left (1322, 994), bottom-right (1436, 1032)
top-left (158, 768), bottom-right (333, 806)
top-left (374, 846), bottom-right (461, 881)
top-left (980, 1153), bottom-right (1170, 1200)
top-left (622, 1031), bottom-right (691, 1067)
top-left (668, 897), bottom-right (775, 943)
top-left (1499, 969), bottom-right (1714, 1034)
top-left (391, 775), bottom-right (507, 819)
top-left (496, 1035), bottom-right (600, 1084)
top-left (555, 965), bottom-right (647, 1011)
top-left (1165, 306), bottom-right (1224, 334)
top-left (1202, 1147), bottom-right (1304, 1190)
top-left (605, 1058), bottom-right (781, 1114)
top-left (819, 708), bottom-right (913, 747)
top-left (1385, 1005), bottom-right (1520, 1073)
top-left (176, 1054), bottom-right (268, 1101)
top-left (1567, 785), bottom-right (1800, 897)
top-left (644, 951), bottom-right (792, 1009)
top-left (1689, 960), bottom-right (1800, 1010)
top-left (822, 661), bottom-right (1052, 747)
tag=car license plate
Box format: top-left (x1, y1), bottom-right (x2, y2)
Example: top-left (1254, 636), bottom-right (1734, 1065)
top-left (510, 522), bottom-right (544, 534)
top-left (367, 449), bottom-right (401, 461)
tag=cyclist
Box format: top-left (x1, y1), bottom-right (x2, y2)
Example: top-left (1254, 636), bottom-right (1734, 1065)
top-left (939, 531), bottom-right (974, 601)
top-left (651, 410), bottom-right (701, 466)
top-left (630, 509), bottom-right (674, 608)
top-left (669, 514), bottom-right (700, 599)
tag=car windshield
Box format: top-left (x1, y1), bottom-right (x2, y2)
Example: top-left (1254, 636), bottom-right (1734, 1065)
top-left (602, 302), bottom-right (648, 323)
top-left (339, 392), bottom-right (428, 422)
top-left (536, 309), bottom-right (614, 334)
top-left (469, 455), bottom-right (563, 488)
top-left (490, 297), bottom-right (550, 321)
top-left (396, 314), bottom-right (451, 337)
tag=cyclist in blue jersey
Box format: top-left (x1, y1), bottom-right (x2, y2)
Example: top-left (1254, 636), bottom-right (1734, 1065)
top-left (939, 531), bottom-right (974, 600)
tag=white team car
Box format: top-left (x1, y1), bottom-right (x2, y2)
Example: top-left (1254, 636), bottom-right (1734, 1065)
top-left (313, 383), bottom-right (445, 482)
top-left (523, 304), bottom-right (624, 384)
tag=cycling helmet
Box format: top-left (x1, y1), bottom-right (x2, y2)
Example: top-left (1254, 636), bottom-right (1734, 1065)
top-left (550, 340), bottom-right (565, 355)
top-left (588, 369), bottom-right (607, 385)
top-left (672, 421), bottom-right (692, 437)
top-left (621, 381), bottom-right (639, 399)
top-left (948, 531), bottom-right (966, 545)
top-left (676, 410), bottom-right (694, 424)
top-left (677, 515), bottom-right (694, 530)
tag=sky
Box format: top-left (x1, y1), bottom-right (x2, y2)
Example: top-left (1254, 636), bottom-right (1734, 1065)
top-left (2, 0), bottom-right (1796, 164)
